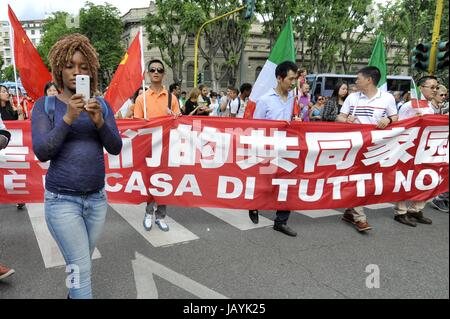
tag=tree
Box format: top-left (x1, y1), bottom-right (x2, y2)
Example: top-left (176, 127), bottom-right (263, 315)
top-left (37, 2), bottom-right (124, 90)
top-left (196, 0), bottom-right (252, 90)
top-left (143, 0), bottom-right (202, 86)
top-left (79, 2), bottom-right (125, 90)
top-left (3, 65), bottom-right (15, 82)
top-left (37, 11), bottom-right (75, 67)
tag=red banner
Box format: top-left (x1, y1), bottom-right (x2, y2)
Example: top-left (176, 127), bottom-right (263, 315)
top-left (0, 116), bottom-right (448, 210)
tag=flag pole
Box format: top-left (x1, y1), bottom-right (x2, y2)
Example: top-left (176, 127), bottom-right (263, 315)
top-left (139, 27), bottom-right (147, 120)
top-left (8, 20), bottom-right (23, 118)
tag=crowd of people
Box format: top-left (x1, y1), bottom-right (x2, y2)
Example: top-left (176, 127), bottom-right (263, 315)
top-left (0, 36), bottom-right (448, 296)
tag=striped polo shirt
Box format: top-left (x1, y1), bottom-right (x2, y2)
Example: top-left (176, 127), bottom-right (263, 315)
top-left (340, 89), bottom-right (397, 125)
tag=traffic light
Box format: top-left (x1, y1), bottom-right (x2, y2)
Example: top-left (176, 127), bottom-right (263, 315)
top-left (411, 43), bottom-right (431, 71)
top-left (436, 40), bottom-right (449, 71)
top-left (197, 72), bottom-right (203, 85)
top-left (243, 0), bottom-right (255, 20)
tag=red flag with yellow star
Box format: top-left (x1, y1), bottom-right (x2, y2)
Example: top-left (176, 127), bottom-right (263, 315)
top-left (104, 31), bottom-right (143, 113)
top-left (8, 5), bottom-right (52, 101)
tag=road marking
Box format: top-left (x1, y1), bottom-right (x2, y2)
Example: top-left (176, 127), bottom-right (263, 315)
top-left (110, 204), bottom-right (199, 247)
top-left (200, 207), bottom-right (273, 230)
top-left (294, 209), bottom-right (343, 219)
top-left (364, 203), bottom-right (395, 210)
top-left (132, 252), bottom-right (228, 299)
top-left (27, 204), bottom-right (101, 269)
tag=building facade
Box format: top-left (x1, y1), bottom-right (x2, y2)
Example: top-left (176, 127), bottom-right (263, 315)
top-left (0, 19), bottom-right (44, 70)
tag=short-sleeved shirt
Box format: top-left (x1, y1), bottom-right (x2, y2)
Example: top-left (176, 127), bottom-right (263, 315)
top-left (398, 101), bottom-right (435, 120)
top-left (230, 97), bottom-right (246, 118)
top-left (340, 89), bottom-right (397, 124)
top-left (134, 88), bottom-right (180, 119)
top-left (253, 88), bottom-right (295, 121)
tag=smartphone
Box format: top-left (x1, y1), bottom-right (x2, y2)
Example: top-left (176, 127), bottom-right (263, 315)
top-left (76, 75), bottom-right (90, 104)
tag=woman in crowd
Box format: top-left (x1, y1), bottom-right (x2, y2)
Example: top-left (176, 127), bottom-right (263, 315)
top-left (31, 34), bottom-right (122, 299)
top-left (322, 81), bottom-right (349, 122)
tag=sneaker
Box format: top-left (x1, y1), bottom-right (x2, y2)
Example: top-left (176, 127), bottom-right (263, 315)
top-left (0, 263), bottom-right (15, 280)
top-left (16, 203), bottom-right (25, 210)
top-left (407, 211), bottom-right (432, 224)
top-left (143, 213), bottom-right (153, 231)
top-left (155, 219), bottom-right (169, 232)
top-left (430, 198), bottom-right (449, 213)
top-left (354, 220), bottom-right (372, 232)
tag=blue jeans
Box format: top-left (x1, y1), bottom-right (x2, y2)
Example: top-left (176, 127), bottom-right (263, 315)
top-left (44, 189), bottom-right (107, 299)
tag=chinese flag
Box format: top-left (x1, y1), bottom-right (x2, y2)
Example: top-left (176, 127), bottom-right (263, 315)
top-left (104, 32), bottom-right (143, 113)
top-left (8, 5), bottom-right (52, 101)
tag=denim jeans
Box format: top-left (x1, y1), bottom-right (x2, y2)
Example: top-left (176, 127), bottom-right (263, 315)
top-left (44, 189), bottom-right (107, 299)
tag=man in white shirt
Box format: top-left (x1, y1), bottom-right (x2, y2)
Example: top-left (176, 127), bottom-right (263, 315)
top-left (250, 61), bottom-right (299, 237)
top-left (393, 76), bottom-right (439, 226)
top-left (337, 66), bottom-right (398, 232)
top-left (230, 83), bottom-right (252, 118)
top-left (398, 76), bottom-right (440, 120)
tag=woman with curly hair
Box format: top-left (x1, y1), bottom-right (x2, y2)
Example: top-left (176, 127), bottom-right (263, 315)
top-left (31, 34), bottom-right (122, 299)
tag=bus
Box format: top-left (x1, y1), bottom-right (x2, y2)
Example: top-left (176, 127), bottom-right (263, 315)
top-left (305, 73), bottom-right (412, 101)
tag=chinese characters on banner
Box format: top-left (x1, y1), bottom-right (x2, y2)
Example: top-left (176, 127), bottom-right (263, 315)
top-left (0, 116), bottom-right (448, 211)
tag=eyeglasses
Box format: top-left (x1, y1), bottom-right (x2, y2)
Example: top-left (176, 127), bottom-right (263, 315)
top-left (421, 85), bottom-right (438, 90)
top-left (149, 67), bottom-right (165, 74)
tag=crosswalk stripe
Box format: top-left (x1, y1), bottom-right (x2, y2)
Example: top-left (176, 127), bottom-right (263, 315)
top-left (294, 209), bottom-right (343, 219)
top-left (364, 203), bottom-right (395, 210)
top-left (110, 204), bottom-right (199, 247)
top-left (200, 207), bottom-right (273, 230)
top-left (27, 204), bottom-right (101, 269)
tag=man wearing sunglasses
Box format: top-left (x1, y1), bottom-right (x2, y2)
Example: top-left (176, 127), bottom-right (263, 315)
top-left (134, 59), bottom-right (181, 233)
top-left (394, 76), bottom-right (440, 226)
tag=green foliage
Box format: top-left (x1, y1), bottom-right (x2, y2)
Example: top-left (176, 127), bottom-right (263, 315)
top-left (144, 0), bottom-right (203, 84)
top-left (37, 11), bottom-right (75, 67)
top-left (37, 2), bottom-right (124, 90)
top-left (2, 65), bottom-right (15, 82)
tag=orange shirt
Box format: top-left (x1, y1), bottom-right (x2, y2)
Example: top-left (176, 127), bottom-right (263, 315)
top-left (134, 88), bottom-right (180, 119)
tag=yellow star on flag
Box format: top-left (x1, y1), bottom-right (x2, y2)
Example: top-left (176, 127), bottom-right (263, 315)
top-left (120, 53), bottom-right (129, 65)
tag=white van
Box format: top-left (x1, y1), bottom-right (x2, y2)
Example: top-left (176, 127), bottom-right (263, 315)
top-left (306, 73), bottom-right (412, 101)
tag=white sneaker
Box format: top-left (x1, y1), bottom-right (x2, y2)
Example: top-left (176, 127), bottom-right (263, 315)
top-left (155, 219), bottom-right (169, 232)
top-left (143, 213), bottom-right (153, 231)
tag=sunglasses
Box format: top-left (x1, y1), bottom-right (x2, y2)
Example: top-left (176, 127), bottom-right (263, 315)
top-left (440, 93), bottom-right (448, 97)
top-left (149, 67), bottom-right (165, 74)
top-left (318, 97), bottom-right (324, 100)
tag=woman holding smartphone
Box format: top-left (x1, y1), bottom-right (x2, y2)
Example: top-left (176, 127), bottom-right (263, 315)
top-left (31, 34), bottom-right (122, 299)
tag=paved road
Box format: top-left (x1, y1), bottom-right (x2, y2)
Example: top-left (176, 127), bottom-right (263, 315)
top-left (0, 202), bottom-right (448, 299)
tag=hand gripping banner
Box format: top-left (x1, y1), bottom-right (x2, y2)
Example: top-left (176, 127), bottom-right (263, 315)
top-left (0, 115), bottom-right (448, 210)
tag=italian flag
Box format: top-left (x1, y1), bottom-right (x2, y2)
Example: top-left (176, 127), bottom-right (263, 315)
top-left (410, 79), bottom-right (429, 108)
top-left (368, 34), bottom-right (388, 91)
top-left (244, 17), bottom-right (296, 119)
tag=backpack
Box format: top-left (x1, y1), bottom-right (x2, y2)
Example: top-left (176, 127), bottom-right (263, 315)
top-left (44, 96), bottom-right (109, 127)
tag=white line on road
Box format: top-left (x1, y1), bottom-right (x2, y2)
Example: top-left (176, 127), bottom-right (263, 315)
top-left (27, 204), bottom-right (101, 269)
top-left (294, 209), bottom-right (343, 219)
top-left (110, 204), bottom-right (199, 247)
top-left (364, 203), bottom-right (395, 210)
top-left (132, 252), bottom-right (228, 299)
top-left (200, 207), bottom-right (273, 230)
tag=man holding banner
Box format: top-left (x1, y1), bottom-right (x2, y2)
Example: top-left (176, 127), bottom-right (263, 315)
top-left (393, 75), bottom-right (440, 226)
top-left (337, 66), bottom-right (398, 232)
top-left (251, 61), bottom-right (299, 237)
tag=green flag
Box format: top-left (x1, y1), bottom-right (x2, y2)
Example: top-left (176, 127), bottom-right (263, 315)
top-left (368, 34), bottom-right (387, 91)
